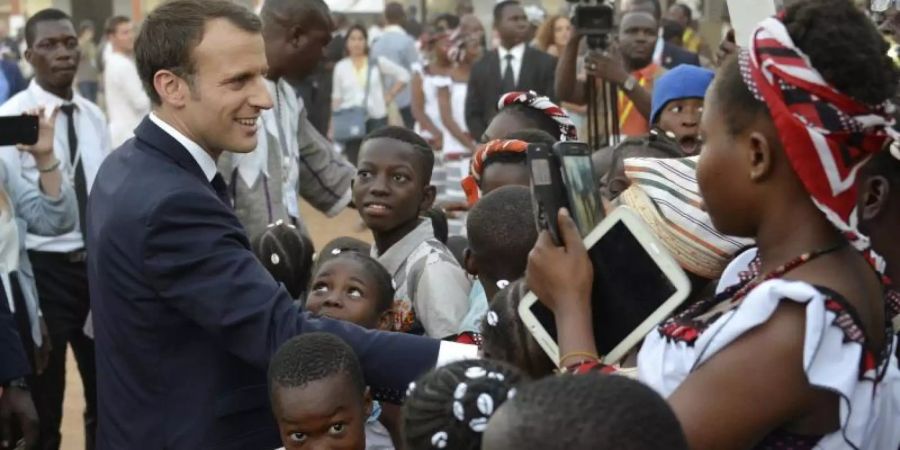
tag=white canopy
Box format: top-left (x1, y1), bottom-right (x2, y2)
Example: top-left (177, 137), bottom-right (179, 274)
top-left (325, 0), bottom-right (385, 13)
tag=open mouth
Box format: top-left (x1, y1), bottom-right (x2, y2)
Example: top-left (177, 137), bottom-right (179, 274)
top-left (235, 117), bottom-right (259, 129)
top-left (362, 201), bottom-right (392, 217)
top-left (679, 135), bottom-right (701, 155)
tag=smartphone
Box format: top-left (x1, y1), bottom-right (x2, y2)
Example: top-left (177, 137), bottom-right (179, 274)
top-left (0, 115), bottom-right (39, 146)
top-left (527, 142), bottom-right (567, 245)
top-left (518, 206), bottom-right (691, 365)
top-left (554, 142), bottom-right (604, 237)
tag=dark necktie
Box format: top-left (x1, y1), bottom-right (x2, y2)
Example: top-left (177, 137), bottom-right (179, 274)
top-left (211, 173), bottom-right (232, 208)
top-left (501, 53), bottom-right (516, 94)
top-left (59, 104), bottom-right (88, 237)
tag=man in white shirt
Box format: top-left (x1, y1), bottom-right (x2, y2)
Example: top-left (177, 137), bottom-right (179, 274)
top-left (217, 0), bottom-right (357, 242)
top-left (102, 16), bottom-right (149, 148)
top-left (370, 2), bottom-right (420, 129)
top-left (0, 9), bottom-right (110, 450)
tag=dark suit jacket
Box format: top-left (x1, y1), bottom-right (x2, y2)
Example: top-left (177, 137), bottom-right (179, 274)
top-left (0, 288), bottom-right (28, 385)
top-left (87, 118), bottom-right (441, 450)
top-left (465, 46), bottom-right (558, 141)
top-left (661, 42), bottom-right (701, 69)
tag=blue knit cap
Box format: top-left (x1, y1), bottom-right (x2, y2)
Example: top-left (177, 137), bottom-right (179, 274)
top-left (650, 65), bottom-right (715, 125)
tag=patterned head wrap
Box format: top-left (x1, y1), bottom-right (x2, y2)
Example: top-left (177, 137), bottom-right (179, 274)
top-left (446, 29), bottom-right (467, 63)
top-left (460, 139), bottom-right (529, 205)
top-left (497, 91), bottom-right (578, 142)
top-left (740, 16), bottom-right (896, 250)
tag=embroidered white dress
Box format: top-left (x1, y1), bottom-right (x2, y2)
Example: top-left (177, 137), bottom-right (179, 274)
top-left (638, 249), bottom-right (900, 450)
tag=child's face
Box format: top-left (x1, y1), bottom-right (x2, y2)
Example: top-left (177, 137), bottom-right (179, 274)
top-left (657, 98), bottom-right (704, 155)
top-left (272, 375), bottom-right (371, 450)
top-left (306, 258), bottom-right (390, 330)
top-left (480, 163), bottom-right (530, 197)
top-left (353, 137), bottom-right (434, 234)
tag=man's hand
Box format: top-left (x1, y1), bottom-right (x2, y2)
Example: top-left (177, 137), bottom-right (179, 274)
top-left (34, 318), bottom-right (52, 376)
top-left (0, 385), bottom-right (39, 449)
top-left (716, 29), bottom-right (738, 67)
top-left (584, 44), bottom-right (630, 86)
top-left (526, 208), bottom-right (593, 315)
top-left (16, 108), bottom-right (59, 168)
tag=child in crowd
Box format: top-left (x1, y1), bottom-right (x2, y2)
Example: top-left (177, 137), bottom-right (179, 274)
top-left (456, 186), bottom-right (538, 339)
top-left (481, 373), bottom-right (688, 450)
top-left (480, 280), bottom-right (556, 379)
top-left (593, 65), bottom-right (714, 198)
top-left (352, 126), bottom-right (470, 339)
top-left (403, 359), bottom-right (525, 450)
top-left (304, 252), bottom-right (401, 449)
top-left (527, 1), bottom-right (900, 447)
top-left (306, 252), bottom-right (395, 331)
top-left (482, 90), bottom-right (578, 143)
top-left (252, 220), bottom-right (315, 300)
top-left (268, 333), bottom-right (371, 450)
top-left (856, 147), bottom-right (900, 330)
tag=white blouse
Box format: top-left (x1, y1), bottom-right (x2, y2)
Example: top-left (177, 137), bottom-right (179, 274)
top-left (332, 56), bottom-right (411, 120)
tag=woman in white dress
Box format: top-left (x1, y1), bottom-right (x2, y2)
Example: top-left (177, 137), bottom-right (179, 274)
top-left (332, 24), bottom-right (410, 164)
top-left (524, 2), bottom-right (900, 449)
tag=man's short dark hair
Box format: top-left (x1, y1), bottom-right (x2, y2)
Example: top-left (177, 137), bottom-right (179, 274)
top-left (261, 0), bottom-right (331, 31)
top-left (493, 0), bottom-right (521, 23)
top-left (25, 9), bottom-right (71, 48)
top-left (493, 373), bottom-right (688, 450)
top-left (467, 186), bottom-right (536, 281)
top-left (362, 126), bottom-right (435, 184)
top-left (268, 333), bottom-right (365, 396)
top-left (385, 2), bottom-right (406, 24)
top-left (135, 0), bottom-right (262, 106)
top-left (105, 15), bottom-right (130, 36)
top-left (673, 3), bottom-right (692, 22)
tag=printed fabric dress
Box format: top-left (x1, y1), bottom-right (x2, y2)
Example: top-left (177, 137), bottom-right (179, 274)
top-left (638, 249), bottom-right (900, 450)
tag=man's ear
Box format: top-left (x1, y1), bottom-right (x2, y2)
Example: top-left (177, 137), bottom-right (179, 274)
top-left (746, 130), bottom-right (775, 182)
top-left (464, 247), bottom-right (478, 277)
top-left (420, 185), bottom-right (437, 212)
top-left (23, 48), bottom-right (33, 65)
top-left (860, 175), bottom-right (890, 221)
top-left (153, 69), bottom-right (188, 108)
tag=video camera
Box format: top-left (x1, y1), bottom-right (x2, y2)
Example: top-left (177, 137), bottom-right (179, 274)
top-left (568, 0), bottom-right (615, 49)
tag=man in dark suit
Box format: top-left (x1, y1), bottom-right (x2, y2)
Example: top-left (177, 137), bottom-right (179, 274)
top-left (465, 0), bottom-right (557, 142)
top-left (624, 0), bottom-right (700, 69)
top-left (87, 2), bottom-right (470, 449)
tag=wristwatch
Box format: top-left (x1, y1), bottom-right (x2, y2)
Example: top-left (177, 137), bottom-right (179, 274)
top-left (622, 75), bottom-right (638, 92)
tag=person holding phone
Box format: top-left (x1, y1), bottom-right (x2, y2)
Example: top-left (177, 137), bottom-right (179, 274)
top-left (527, 1), bottom-right (900, 449)
top-left (0, 107), bottom-right (76, 450)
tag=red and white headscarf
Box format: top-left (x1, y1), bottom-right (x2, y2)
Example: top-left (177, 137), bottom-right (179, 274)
top-left (460, 139), bottom-right (529, 205)
top-left (741, 16), bottom-right (896, 251)
top-left (497, 91), bottom-right (578, 142)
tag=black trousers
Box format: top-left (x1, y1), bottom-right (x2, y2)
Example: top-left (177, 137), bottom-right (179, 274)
top-left (27, 251), bottom-right (96, 450)
top-left (399, 106), bottom-right (415, 129)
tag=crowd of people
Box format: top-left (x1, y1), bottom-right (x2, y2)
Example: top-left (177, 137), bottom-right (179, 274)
top-left (0, 0), bottom-right (899, 449)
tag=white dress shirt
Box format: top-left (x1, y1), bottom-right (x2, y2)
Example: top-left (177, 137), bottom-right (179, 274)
top-left (104, 51), bottom-right (151, 148)
top-left (497, 43), bottom-right (527, 86)
top-left (332, 56), bottom-right (411, 120)
top-left (148, 113), bottom-right (217, 182)
top-left (0, 80), bottom-right (111, 252)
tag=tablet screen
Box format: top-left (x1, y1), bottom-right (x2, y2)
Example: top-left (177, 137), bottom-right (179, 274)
top-left (529, 220), bottom-right (678, 354)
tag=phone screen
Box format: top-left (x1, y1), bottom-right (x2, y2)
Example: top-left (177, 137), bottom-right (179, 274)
top-left (529, 220), bottom-right (678, 354)
top-left (560, 154), bottom-right (603, 236)
top-left (0, 115), bottom-right (39, 146)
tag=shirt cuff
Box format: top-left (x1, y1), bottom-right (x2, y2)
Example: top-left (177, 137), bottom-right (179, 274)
top-left (324, 188), bottom-right (352, 218)
top-left (436, 340), bottom-right (479, 367)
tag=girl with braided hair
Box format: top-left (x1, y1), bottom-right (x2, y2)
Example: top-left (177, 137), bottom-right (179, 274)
top-left (402, 359), bottom-right (525, 450)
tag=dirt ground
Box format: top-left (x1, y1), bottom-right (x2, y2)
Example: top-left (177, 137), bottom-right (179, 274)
top-left (58, 202), bottom-right (369, 449)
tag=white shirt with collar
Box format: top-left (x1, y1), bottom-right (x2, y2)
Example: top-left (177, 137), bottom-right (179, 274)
top-left (148, 112), bottom-right (217, 182)
top-left (497, 42), bottom-right (527, 86)
top-left (0, 79), bottom-right (111, 252)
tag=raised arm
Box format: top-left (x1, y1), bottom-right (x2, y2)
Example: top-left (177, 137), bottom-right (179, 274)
top-left (556, 33), bottom-right (587, 104)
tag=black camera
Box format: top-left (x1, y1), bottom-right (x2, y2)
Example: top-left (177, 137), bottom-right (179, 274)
top-left (568, 0), bottom-right (615, 49)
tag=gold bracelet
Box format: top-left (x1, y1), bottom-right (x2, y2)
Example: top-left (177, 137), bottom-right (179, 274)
top-left (559, 351), bottom-right (600, 364)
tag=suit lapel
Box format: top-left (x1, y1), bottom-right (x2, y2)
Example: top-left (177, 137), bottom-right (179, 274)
top-left (134, 117), bottom-right (210, 185)
top-left (518, 47), bottom-right (534, 90)
top-left (486, 51), bottom-right (502, 99)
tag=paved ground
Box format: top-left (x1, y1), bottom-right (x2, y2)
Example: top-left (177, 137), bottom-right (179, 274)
top-left (58, 202), bottom-right (369, 449)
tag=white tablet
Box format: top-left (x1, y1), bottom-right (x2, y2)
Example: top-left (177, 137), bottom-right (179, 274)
top-left (518, 206), bottom-right (691, 366)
